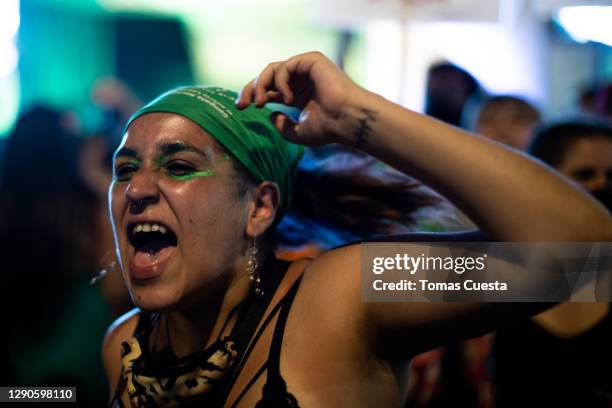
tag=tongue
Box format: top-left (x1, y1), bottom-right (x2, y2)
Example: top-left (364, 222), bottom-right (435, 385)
top-left (130, 246), bottom-right (176, 280)
top-left (133, 250), bottom-right (157, 266)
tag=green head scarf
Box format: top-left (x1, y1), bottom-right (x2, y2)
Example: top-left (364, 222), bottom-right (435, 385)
top-left (125, 86), bottom-right (304, 220)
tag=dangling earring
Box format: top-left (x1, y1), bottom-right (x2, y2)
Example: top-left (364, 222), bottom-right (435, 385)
top-left (90, 261), bottom-right (116, 286)
top-left (247, 239), bottom-right (264, 298)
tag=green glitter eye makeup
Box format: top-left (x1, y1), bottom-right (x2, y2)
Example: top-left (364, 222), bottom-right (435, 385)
top-left (167, 169), bottom-right (214, 181)
top-left (112, 141), bottom-right (227, 184)
top-left (155, 155), bottom-right (215, 181)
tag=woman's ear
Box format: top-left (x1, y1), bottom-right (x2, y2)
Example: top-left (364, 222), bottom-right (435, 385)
top-left (245, 181), bottom-right (280, 238)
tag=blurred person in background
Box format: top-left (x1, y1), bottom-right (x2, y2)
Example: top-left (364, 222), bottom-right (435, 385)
top-left (424, 62), bottom-right (485, 129)
top-left (0, 106), bottom-right (112, 404)
top-left (474, 95), bottom-right (541, 150)
top-left (528, 120), bottom-right (612, 210)
top-left (493, 119), bottom-right (612, 407)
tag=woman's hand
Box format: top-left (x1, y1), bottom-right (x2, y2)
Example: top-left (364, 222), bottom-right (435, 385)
top-left (236, 51), bottom-right (364, 146)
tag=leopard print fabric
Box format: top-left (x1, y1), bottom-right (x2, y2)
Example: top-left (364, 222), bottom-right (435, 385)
top-left (120, 336), bottom-right (237, 407)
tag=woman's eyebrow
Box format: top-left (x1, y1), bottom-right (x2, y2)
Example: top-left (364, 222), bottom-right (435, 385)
top-left (158, 141), bottom-right (209, 158)
top-left (114, 147), bottom-right (140, 162)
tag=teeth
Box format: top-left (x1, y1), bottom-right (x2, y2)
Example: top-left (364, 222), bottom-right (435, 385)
top-left (131, 222), bottom-right (169, 235)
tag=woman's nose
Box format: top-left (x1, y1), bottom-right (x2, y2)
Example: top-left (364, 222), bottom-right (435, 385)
top-left (126, 170), bottom-right (160, 214)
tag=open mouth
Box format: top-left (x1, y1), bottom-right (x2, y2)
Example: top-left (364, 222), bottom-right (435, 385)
top-left (126, 221), bottom-right (178, 280)
top-left (127, 221), bottom-right (178, 254)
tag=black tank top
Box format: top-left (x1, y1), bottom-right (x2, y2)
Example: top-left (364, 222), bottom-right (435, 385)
top-left (110, 257), bottom-right (303, 407)
top-left (493, 307), bottom-right (612, 407)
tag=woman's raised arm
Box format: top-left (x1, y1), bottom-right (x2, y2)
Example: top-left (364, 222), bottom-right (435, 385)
top-left (237, 51), bottom-right (611, 242)
top-left (237, 51), bottom-right (612, 356)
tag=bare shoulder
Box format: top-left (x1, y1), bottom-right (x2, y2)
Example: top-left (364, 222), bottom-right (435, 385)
top-left (303, 243), bottom-right (361, 286)
top-left (297, 243), bottom-right (374, 343)
top-left (102, 308), bottom-right (141, 393)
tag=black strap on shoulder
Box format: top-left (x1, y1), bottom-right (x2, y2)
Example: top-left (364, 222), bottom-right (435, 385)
top-left (267, 275), bottom-right (303, 376)
top-left (229, 275), bottom-right (304, 408)
top-left (229, 362), bottom-right (269, 408)
top-left (230, 257), bottom-right (291, 362)
top-left (226, 299), bottom-right (287, 408)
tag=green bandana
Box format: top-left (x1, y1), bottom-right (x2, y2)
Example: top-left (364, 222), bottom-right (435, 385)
top-left (125, 86), bottom-right (304, 220)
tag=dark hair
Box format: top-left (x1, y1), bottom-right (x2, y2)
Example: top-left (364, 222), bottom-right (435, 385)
top-left (292, 157), bottom-right (437, 236)
top-left (427, 63), bottom-right (480, 95)
top-left (594, 83), bottom-right (612, 118)
top-left (425, 62), bottom-right (482, 127)
top-left (274, 147), bottom-right (444, 249)
top-left (227, 143), bottom-right (444, 250)
top-left (527, 119), bottom-right (612, 166)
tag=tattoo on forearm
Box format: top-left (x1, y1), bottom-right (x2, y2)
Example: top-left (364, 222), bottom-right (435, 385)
top-left (353, 108), bottom-right (377, 148)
